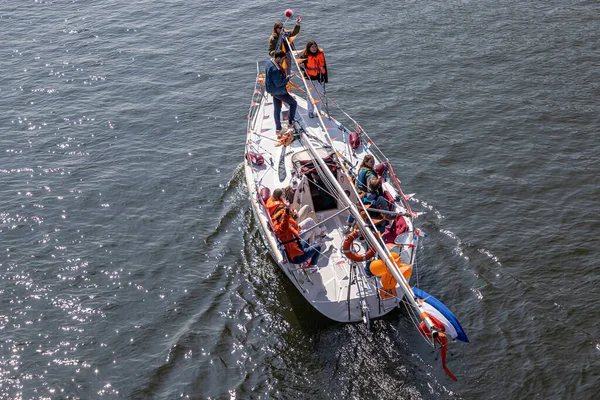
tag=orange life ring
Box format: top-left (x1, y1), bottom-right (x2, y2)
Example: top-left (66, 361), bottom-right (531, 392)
top-left (342, 230), bottom-right (376, 262)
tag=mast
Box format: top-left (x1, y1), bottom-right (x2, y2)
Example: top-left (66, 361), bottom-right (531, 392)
top-left (285, 38), bottom-right (439, 335)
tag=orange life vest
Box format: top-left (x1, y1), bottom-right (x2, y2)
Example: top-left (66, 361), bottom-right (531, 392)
top-left (266, 197), bottom-right (286, 216)
top-left (273, 210), bottom-right (303, 261)
top-left (305, 51), bottom-right (326, 78)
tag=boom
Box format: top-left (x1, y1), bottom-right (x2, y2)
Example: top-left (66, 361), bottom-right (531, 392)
top-left (284, 37), bottom-right (439, 336)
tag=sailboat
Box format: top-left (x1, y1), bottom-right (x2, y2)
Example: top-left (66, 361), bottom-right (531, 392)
top-left (244, 13), bottom-right (468, 380)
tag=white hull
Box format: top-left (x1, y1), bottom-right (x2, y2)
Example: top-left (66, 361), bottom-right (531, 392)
top-left (244, 63), bottom-right (419, 323)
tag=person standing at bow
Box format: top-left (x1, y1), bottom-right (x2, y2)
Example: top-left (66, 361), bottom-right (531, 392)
top-left (268, 19), bottom-right (301, 75)
top-left (265, 50), bottom-right (298, 135)
top-left (300, 40), bottom-right (328, 118)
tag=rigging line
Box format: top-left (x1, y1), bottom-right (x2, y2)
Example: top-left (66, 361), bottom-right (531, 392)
top-left (248, 139), bottom-right (276, 160)
top-left (402, 301), bottom-right (435, 347)
top-left (308, 78), bottom-right (395, 174)
top-left (303, 75), bottom-right (329, 118)
top-left (387, 164), bottom-right (414, 214)
top-left (302, 124), bottom-right (408, 294)
top-left (364, 207), bottom-right (413, 217)
top-left (300, 121), bottom-right (357, 170)
top-left (409, 236), bottom-right (419, 266)
top-left (323, 81), bottom-right (330, 118)
top-left (411, 236), bottom-right (420, 289)
top-left (252, 132), bottom-right (279, 143)
top-left (294, 60), bottom-right (325, 104)
top-left (285, 37), bottom-right (438, 335)
top-left (285, 51), bottom-right (386, 238)
top-left (248, 63), bottom-right (265, 131)
top-left (339, 111), bottom-right (353, 159)
top-left (246, 62), bottom-right (262, 146)
top-left (303, 131), bottom-right (332, 149)
top-left (328, 98), bottom-right (361, 131)
top-left (298, 206), bottom-right (350, 235)
top-left (302, 156), bottom-right (345, 204)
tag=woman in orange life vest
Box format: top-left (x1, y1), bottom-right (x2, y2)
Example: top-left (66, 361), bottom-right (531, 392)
top-left (272, 206), bottom-right (322, 267)
top-left (266, 188), bottom-right (325, 244)
top-left (265, 188), bottom-right (288, 216)
top-left (300, 40), bottom-right (328, 118)
top-left (268, 19), bottom-right (301, 75)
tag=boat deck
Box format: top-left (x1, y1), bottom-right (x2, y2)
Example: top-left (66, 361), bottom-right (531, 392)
top-left (245, 85), bottom-right (415, 322)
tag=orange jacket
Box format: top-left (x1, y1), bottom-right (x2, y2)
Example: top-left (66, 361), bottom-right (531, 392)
top-left (303, 50), bottom-right (327, 82)
top-left (266, 196), bottom-right (286, 216)
top-left (273, 210), bottom-right (303, 261)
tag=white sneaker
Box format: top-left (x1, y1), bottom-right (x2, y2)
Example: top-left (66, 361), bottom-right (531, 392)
top-left (318, 233), bottom-right (332, 242)
top-left (303, 265), bottom-right (318, 273)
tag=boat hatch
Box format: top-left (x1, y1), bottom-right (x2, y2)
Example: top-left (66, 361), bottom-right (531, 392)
top-left (291, 149), bottom-right (339, 212)
top-left (291, 148), bottom-right (338, 176)
top-left (309, 172), bottom-right (338, 212)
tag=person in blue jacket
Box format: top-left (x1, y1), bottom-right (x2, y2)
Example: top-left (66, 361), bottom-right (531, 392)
top-left (265, 49), bottom-right (297, 134)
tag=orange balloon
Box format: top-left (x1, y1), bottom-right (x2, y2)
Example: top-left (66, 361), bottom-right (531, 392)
top-left (381, 272), bottom-right (397, 289)
top-left (400, 264), bottom-right (413, 280)
top-left (369, 252), bottom-right (412, 288)
top-left (369, 259), bottom-right (387, 277)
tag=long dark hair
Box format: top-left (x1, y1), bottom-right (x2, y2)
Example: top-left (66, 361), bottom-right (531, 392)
top-left (302, 40), bottom-right (319, 58)
top-left (272, 22), bottom-right (283, 36)
top-left (359, 154), bottom-right (375, 170)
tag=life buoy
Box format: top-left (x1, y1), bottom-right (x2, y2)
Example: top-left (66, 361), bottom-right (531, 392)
top-left (342, 230), bottom-right (376, 262)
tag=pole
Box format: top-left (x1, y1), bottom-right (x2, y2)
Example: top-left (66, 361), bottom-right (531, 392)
top-left (284, 37), bottom-right (438, 334)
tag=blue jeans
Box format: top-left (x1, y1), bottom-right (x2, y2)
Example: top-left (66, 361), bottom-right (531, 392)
top-left (291, 240), bottom-right (321, 266)
top-left (348, 196), bottom-right (389, 231)
top-left (272, 93), bottom-right (297, 130)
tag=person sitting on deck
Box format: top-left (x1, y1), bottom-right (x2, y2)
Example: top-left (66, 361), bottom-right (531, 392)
top-left (365, 176), bottom-right (389, 213)
top-left (266, 188), bottom-right (326, 244)
top-left (266, 188), bottom-right (288, 216)
top-left (272, 206), bottom-right (321, 268)
top-left (364, 176), bottom-right (389, 233)
top-left (356, 155), bottom-right (378, 196)
top-left (346, 155), bottom-right (387, 230)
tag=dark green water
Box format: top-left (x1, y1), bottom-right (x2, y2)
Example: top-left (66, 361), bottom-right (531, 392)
top-left (1, 0), bottom-right (598, 398)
